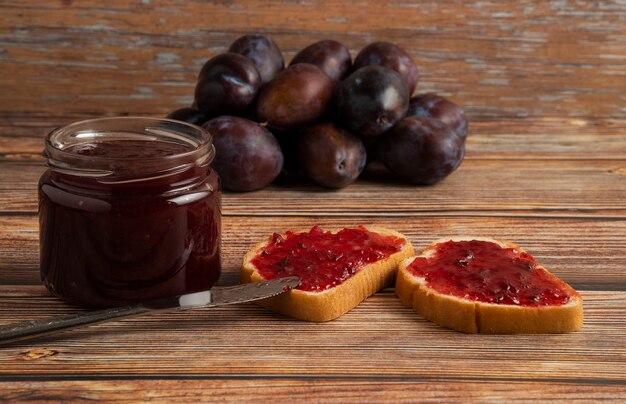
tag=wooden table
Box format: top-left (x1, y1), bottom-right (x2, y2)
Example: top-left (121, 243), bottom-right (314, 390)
top-left (1, 1), bottom-right (625, 401)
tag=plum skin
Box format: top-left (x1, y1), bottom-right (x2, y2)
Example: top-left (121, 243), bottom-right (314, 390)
top-left (407, 93), bottom-right (468, 139)
top-left (290, 39), bottom-right (352, 84)
top-left (337, 65), bottom-right (409, 137)
top-left (297, 123), bottom-right (366, 188)
top-left (228, 34), bottom-right (284, 85)
top-left (203, 116), bottom-right (283, 192)
top-left (378, 116), bottom-right (465, 185)
top-left (256, 63), bottom-right (334, 130)
top-left (353, 41), bottom-right (419, 95)
top-left (194, 53), bottom-right (262, 117)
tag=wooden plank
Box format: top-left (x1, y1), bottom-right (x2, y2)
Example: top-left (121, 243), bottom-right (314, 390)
top-left (0, 379), bottom-right (625, 402)
top-left (0, 288), bottom-right (623, 381)
top-left (1, 117), bottom-right (625, 159)
top-left (2, 214), bottom-right (624, 289)
top-left (0, 0), bottom-right (625, 398)
top-left (0, 1), bottom-right (624, 120)
top-left (1, 158), bottom-right (624, 216)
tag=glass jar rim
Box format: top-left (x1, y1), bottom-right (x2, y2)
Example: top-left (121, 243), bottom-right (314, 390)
top-left (45, 116), bottom-right (215, 181)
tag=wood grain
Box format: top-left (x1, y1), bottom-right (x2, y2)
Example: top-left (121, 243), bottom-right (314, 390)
top-left (0, 1), bottom-right (624, 120)
top-left (2, 215), bottom-right (625, 290)
top-left (1, 0), bottom-right (625, 400)
top-left (2, 118), bottom-right (625, 159)
top-left (0, 287), bottom-right (624, 381)
top-left (1, 158), bottom-right (625, 216)
top-left (1, 379), bottom-right (625, 402)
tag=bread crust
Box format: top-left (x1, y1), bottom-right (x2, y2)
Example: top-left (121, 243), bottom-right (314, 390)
top-left (396, 237), bottom-right (583, 334)
top-left (241, 226), bottom-right (414, 322)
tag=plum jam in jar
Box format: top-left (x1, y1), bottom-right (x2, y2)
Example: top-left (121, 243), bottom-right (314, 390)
top-left (39, 117), bottom-right (221, 307)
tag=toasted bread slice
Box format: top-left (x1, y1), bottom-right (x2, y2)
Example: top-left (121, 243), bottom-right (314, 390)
top-left (396, 237), bottom-right (583, 334)
top-left (241, 226), bottom-right (414, 322)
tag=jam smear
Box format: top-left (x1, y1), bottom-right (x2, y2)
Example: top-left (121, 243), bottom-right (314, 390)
top-left (251, 226), bottom-right (406, 292)
top-left (407, 240), bottom-right (576, 306)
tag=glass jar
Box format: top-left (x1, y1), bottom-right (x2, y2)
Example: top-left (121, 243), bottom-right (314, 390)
top-left (39, 117), bottom-right (221, 307)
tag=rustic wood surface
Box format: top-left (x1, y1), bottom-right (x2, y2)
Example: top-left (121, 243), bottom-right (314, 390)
top-left (0, 0), bottom-right (625, 401)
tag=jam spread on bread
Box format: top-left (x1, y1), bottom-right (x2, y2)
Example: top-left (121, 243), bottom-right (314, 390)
top-left (407, 240), bottom-right (575, 306)
top-left (251, 226), bottom-right (406, 292)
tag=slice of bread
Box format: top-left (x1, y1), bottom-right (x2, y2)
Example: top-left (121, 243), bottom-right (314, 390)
top-left (241, 226), bottom-right (414, 322)
top-left (396, 237), bottom-right (583, 334)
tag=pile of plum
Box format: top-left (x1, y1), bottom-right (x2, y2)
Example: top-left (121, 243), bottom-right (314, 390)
top-left (167, 35), bottom-right (467, 191)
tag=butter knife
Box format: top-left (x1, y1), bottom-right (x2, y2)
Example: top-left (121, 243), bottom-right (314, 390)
top-left (0, 276), bottom-right (299, 346)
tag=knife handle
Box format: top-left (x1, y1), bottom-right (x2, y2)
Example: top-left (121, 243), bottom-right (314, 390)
top-left (0, 304), bottom-right (151, 346)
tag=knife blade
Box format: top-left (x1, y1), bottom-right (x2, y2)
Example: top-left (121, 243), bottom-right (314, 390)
top-left (0, 276), bottom-right (300, 346)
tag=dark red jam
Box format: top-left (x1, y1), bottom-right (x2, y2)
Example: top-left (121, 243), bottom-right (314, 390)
top-left (39, 118), bottom-right (221, 307)
top-left (251, 226), bottom-right (406, 292)
top-left (407, 240), bottom-right (576, 306)
top-left (69, 139), bottom-right (189, 158)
